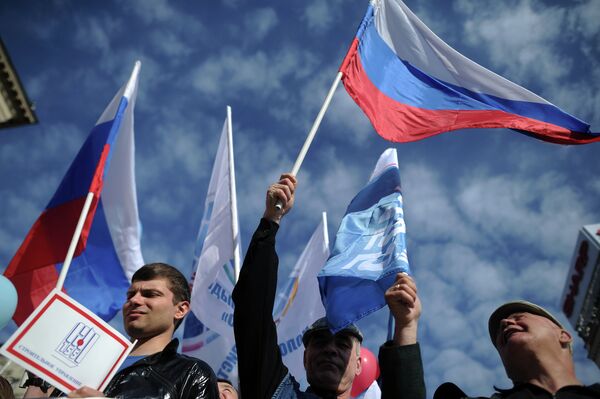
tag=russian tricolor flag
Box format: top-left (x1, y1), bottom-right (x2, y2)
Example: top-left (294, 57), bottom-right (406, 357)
top-left (4, 62), bottom-right (144, 325)
top-left (341, 0), bottom-right (600, 145)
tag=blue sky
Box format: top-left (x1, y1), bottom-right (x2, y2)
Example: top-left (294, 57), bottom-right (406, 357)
top-left (1, 0), bottom-right (599, 395)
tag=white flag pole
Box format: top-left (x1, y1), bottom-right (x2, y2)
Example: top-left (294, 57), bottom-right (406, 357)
top-left (275, 71), bottom-right (343, 210)
top-left (291, 71), bottom-right (343, 176)
top-left (227, 106), bottom-right (242, 282)
top-left (55, 192), bottom-right (95, 290)
top-left (55, 61), bottom-right (141, 291)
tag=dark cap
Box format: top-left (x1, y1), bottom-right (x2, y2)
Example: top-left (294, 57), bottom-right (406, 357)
top-left (302, 317), bottom-right (363, 347)
top-left (488, 300), bottom-right (565, 345)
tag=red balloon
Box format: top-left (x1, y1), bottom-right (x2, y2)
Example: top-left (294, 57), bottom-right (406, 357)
top-left (351, 347), bottom-right (380, 397)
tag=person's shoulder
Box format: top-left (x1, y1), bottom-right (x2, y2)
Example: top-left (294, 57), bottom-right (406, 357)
top-left (172, 352), bottom-right (215, 373)
top-left (584, 383), bottom-right (600, 393)
top-left (434, 382), bottom-right (495, 399)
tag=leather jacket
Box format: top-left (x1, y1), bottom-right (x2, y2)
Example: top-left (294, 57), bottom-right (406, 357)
top-left (104, 339), bottom-right (219, 399)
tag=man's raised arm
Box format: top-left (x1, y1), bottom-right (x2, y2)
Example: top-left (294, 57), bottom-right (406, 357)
top-left (232, 174), bottom-right (297, 399)
top-left (379, 273), bottom-right (426, 399)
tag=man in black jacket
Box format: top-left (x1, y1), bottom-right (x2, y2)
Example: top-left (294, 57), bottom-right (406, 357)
top-left (25, 263), bottom-right (219, 399)
top-left (232, 174), bottom-right (425, 399)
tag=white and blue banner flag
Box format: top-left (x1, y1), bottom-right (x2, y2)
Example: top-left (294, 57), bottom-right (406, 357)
top-left (274, 213), bottom-right (329, 386)
top-left (184, 113), bottom-right (240, 385)
top-left (318, 148), bottom-right (409, 332)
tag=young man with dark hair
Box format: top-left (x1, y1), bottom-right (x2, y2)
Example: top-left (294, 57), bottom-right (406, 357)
top-left (24, 263), bottom-right (219, 399)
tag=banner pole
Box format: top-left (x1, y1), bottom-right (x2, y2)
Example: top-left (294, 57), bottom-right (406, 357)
top-left (226, 106), bottom-right (242, 282)
top-left (291, 71), bottom-right (343, 176)
top-left (275, 71), bottom-right (343, 210)
top-left (55, 192), bottom-right (95, 291)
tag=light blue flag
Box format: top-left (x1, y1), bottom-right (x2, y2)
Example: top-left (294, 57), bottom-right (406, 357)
top-left (318, 148), bottom-right (409, 332)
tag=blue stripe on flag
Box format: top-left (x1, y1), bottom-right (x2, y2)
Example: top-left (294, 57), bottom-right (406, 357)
top-left (60, 200), bottom-right (131, 321)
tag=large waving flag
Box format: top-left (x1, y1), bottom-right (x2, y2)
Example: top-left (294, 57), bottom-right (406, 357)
top-left (4, 62), bottom-right (144, 325)
top-left (340, 0), bottom-right (600, 145)
top-left (274, 213), bottom-right (329, 384)
top-left (185, 107), bottom-right (241, 384)
top-left (318, 148), bottom-right (409, 332)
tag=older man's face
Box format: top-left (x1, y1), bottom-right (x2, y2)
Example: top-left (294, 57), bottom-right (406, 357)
top-left (303, 331), bottom-right (362, 394)
top-left (494, 311), bottom-right (570, 364)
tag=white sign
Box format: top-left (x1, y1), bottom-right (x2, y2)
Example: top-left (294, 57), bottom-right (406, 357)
top-left (0, 289), bottom-right (133, 394)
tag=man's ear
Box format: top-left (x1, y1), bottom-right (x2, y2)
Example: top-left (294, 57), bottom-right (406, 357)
top-left (175, 300), bottom-right (190, 320)
top-left (355, 347), bottom-right (362, 376)
top-left (303, 349), bottom-right (308, 369)
top-left (559, 329), bottom-right (572, 348)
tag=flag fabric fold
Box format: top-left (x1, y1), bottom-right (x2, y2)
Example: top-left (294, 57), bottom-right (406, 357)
top-left (185, 113), bottom-right (241, 384)
top-left (4, 62), bottom-right (144, 325)
top-left (274, 212), bottom-right (329, 384)
top-left (340, 0), bottom-right (600, 145)
top-left (318, 148), bottom-right (409, 332)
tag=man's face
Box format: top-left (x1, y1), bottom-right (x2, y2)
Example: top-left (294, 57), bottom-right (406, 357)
top-left (494, 312), bottom-right (570, 364)
top-left (218, 381), bottom-right (238, 399)
top-left (303, 331), bottom-right (362, 394)
top-left (122, 278), bottom-right (188, 339)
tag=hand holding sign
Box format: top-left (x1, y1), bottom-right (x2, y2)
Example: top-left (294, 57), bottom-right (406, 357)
top-left (0, 290), bottom-right (133, 394)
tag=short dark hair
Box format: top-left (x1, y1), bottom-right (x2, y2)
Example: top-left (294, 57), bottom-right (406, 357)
top-left (131, 263), bottom-right (190, 330)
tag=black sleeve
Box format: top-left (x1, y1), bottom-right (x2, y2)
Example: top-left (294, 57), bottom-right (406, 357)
top-left (232, 218), bottom-right (289, 399)
top-left (379, 342), bottom-right (426, 399)
top-left (183, 360), bottom-right (220, 399)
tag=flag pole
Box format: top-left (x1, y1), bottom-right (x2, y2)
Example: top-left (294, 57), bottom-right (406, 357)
top-left (55, 192), bottom-right (95, 290)
top-left (291, 71), bottom-right (343, 176)
top-left (226, 106), bottom-right (242, 282)
top-left (275, 71), bottom-right (343, 210)
top-left (55, 61), bottom-right (141, 291)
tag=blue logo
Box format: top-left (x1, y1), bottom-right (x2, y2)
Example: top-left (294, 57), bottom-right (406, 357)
top-left (54, 322), bottom-right (99, 367)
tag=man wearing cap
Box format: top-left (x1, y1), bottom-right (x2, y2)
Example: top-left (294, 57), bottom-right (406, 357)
top-left (232, 174), bottom-right (425, 399)
top-left (392, 284), bottom-right (600, 398)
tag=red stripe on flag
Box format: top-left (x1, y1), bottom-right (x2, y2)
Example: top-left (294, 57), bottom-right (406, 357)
top-left (4, 143), bottom-right (111, 325)
top-left (9, 265), bottom-right (59, 325)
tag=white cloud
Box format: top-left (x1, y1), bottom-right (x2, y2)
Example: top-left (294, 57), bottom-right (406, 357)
top-left (326, 89), bottom-right (373, 145)
top-left (401, 164), bottom-right (480, 245)
top-left (244, 8), bottom-right (278, 41)
top-left (567, 0), bottom-right (600, 40)
top-left (74, 14), bottom-right (121, 54)
top-left (303, 1), bottom-right (333, 33)
top-left (456, 172), bottom-right (587, 257)
top-left (191, 46), bottom-right (318, 102)
top-left (149, 30), bottom-right (193, 58)
top-left (427, 349), bottom-right (502, 395)
top-left (124, 0), bottom-right (178, 24)
top-left (456, 0), bottom-right (569, 85)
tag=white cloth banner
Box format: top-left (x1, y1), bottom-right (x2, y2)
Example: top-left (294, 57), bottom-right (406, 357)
top-left (189, 118), bottom-right (239, 338)
top-left (185, 112), bottom-right (240, 385)
top-left (356, 381), bottom-right (381, 399)
top-left (275, 213), bottom-right (329, 384)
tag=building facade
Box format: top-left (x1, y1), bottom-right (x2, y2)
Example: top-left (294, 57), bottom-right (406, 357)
top-left (561, 223), bottom-right (600, 369)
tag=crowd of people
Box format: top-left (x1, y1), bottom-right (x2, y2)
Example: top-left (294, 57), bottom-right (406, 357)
top-left (4, 174), bottom-right (598, 399)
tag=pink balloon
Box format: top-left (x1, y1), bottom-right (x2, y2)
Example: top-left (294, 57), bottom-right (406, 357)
top-left (351, 347), bottom-right (380, 397)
